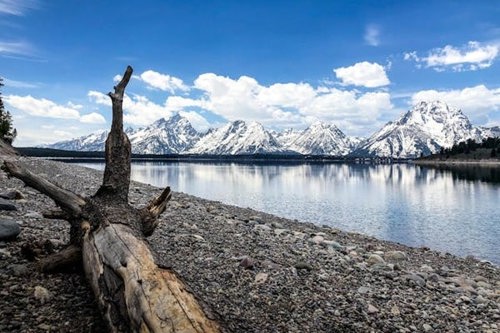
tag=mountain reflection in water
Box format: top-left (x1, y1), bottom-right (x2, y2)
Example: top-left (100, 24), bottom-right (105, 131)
top-left (76, 161), bottom-right (500, 264)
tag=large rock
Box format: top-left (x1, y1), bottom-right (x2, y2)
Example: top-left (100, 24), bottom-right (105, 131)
top-left (0, 198), bottom-right (17, 211)
top-left (0, 218), bottom-right (21, 241)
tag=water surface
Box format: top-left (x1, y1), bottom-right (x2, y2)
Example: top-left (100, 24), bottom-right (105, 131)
top-left (77, 161), bottom-right (500, 264)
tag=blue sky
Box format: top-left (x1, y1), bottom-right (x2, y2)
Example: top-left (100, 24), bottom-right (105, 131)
top-left (1, 0), bottom-right (499, 146)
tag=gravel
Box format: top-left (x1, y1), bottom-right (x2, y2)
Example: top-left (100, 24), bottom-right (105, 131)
top-left (1, 155), bottom-right (499, 332)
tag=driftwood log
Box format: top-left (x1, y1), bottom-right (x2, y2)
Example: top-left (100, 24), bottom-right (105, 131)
top-left (3, 66), bottom-right (221, 333)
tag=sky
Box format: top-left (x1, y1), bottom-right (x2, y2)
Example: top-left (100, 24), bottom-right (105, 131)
top-left (1, 0), bottom-right (499, 146)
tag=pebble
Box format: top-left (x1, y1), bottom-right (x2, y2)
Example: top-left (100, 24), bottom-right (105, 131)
top-left (34, 286), bottom-right (52, 304)
top-left (422, 324), bottom-right (432, 332)
top-left (385, 250), bottom-right (407, 262)
top-left (10, 264), bottom-right (29, 277)
top-left (0, 189), bottom-right (24, 200)
top-left (0, 198), bottom-right (17, 211)
top-left (0, 218), bottom-right (21, 241)
top-left (367, 254), bottom-right (385, 266)
top-left (309, 235), bottom-right (324, 244)
top-left (254, 272), bottom-right (268, 284)
top-left (367, 304), bottom-right (379, 314)
top-left (239, 257), bottom-right (255, 269)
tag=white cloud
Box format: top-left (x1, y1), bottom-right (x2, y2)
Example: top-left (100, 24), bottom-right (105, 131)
top-left (138, 70), bottom-right (189, 93)
top-left (5, 95), bottom-right (81, 119)
top-left (5, 94), bottom-right (106, 124)
top-left (88, 90), bottom-right (112, 106)
top-left (179, 111), bottom-right (211, 132)
top-left (405, 41), bottom-right (499, 71)
top-left (0, 0), bottom-right (38, 16)
top-left (53, 130), bottom-right (73, 138)
top-left (411, 85), bottom-right (500, 123)
top-left (0, 40), bottom-right (33, 56)
top-left (364, 25), bottom-right (380, 46)
top-left (333, 62), bottom-right (390, 88)
top-left (80, 112), bottom-right (106, 124)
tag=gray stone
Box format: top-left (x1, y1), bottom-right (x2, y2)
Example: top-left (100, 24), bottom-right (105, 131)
top-left (34, 286), bottom-right (52, 304)
top-left (367, 304), bottom-right (379, 314)
top-left (295, 261), bottom-right (313, 271)
top-left (0, 218), bottom-right (21, 241)
top-left (0, 189), bottom-right (24, 200)
top-left (403, 273), bottom-right (425, 287)
top-left (24, 211), bottom-right (44, 219)
top-left (357, 286), bottom-right (371, 294)
top-left (10, 264), bottom-right (29, 277)
top-left (422, 324), bottom-right (432, 332)
top-left (0, 198), bottom-right (17, 211)
top-left (367, 254), bottom-right (385, 266)
top-left (384, 250), bottom-right (407, 262)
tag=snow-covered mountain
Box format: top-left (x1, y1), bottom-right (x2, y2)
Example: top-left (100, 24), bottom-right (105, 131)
top-left (45, 114), bottom-right (199, 154)
top-left (188, 120), bottom-right (288, 155)
top-left (285, 121), bottom-right (354, 155)
top-left (128, 114), bottom-right (201, 154)
top-left (353, 101), bottom-right (483, 158)
top-left (45, 102), bottom-right (499, 157)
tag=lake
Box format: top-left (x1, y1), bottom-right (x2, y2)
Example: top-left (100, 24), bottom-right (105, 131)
top-left (76, 161), bottom-right (500, 264)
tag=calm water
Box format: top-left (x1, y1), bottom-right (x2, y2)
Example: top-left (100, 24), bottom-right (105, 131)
top-left (77, 161), bottom-right (500, 264)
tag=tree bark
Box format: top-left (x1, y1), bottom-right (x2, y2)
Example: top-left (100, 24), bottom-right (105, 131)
top-left (2, 66), bottom-right (221, 333)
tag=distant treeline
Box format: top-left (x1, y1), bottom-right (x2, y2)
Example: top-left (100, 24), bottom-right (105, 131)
top-left (421, 137), bottom-right (500, 160)
top-left (440, 137), bottom-right (500, 158)
top-left (16, 147), bottom-right (350, 163)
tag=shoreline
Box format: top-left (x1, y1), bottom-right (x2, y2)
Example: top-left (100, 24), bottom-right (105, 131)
top-left (415, 159), bottom-right (500, 166)
top-left (1, 155), bottom-right (499, 332)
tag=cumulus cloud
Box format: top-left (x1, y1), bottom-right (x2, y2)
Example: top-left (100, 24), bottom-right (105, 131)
top-left (189, 73), bottom-right (392, 133)
top-left (364, 25), bottom-right (380, 46)
top-left (5, 94), bottom-right (106, 123)
top-left (5, 95), bottom-right (81, 119)
top-left (333, 62), bottom-right (390, 88)
top-left (138, 70), bottom-right (189, 93)
top-left (411, 85), bottom-right (500, 124)
top-left (80, 112), bottom-right (106, 124)
top-left (88, 90), bottom-right (112, 106)
top-left (404, 41), bottom-right (499, 71)
top-left (88, 90), bottom-right (210, 129)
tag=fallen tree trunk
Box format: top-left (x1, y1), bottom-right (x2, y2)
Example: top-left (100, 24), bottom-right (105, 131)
top-left (2, 66), bottom-right (221, 333)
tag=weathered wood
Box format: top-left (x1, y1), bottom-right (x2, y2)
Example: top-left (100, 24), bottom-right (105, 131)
top-left (100, 66), bottom-right (133, 202)
top-left (37, 244), bottom-right (82, 273)
top-left (42, 208), bottom-right (71, 220)
top-left (83, 223), bottom-right (219, 333)
top-left (2, 161), bottom-right (85, 216)
top-left (2, 66), bottom-right (222, 332)
top-left (141, 186), bottom-right (172, 236)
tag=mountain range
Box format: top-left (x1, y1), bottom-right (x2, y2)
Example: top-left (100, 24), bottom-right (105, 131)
top-left (45, 101), bottom-right (500, 158)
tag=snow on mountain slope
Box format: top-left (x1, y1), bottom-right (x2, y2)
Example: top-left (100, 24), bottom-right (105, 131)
top-left (45, 130), bottom-right (109, 151)
top-left (188, 120), bottom-right (287, 154)
top-left (286, 121), bottom-right (353, 155)
top-left (477, 126), bottom-right (500, 140)
top-left (128, 114), bottom-right (200, 154)
top-left (272, 128), bottom-right (302, 146)
top-left (354, 101), bottom-right (482, 158)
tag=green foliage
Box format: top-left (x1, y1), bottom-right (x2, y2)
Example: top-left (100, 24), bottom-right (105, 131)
top-left (0, 77), bottom-right (16, 144)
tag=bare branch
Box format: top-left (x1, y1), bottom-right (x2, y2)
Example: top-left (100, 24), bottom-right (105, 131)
top-left (141, 187), bottom-right (172, 236)
top-left (3, 161), bottom-right (85, 216)
top-left (37, 245), bottom-right (82, 273)
top-left (43, 208), bottom-right (71, 220)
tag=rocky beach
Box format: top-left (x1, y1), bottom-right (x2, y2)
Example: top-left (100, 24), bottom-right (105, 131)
top-left (0, 153), bottom-right (499, 332)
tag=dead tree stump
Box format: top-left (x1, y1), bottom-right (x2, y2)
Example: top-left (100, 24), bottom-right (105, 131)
top-left (2, 66), bottom-right (221, 333)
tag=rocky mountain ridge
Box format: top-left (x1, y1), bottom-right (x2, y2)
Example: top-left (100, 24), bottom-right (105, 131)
top-left (45, 101), bottom-right (500, 158)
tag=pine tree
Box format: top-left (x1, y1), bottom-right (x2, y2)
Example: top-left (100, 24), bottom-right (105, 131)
top-left (0, 77), bottom-right (16, 144)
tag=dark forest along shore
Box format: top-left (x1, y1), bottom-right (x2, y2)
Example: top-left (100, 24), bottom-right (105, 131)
top-left (76, 161), bottom-right (500, 265)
